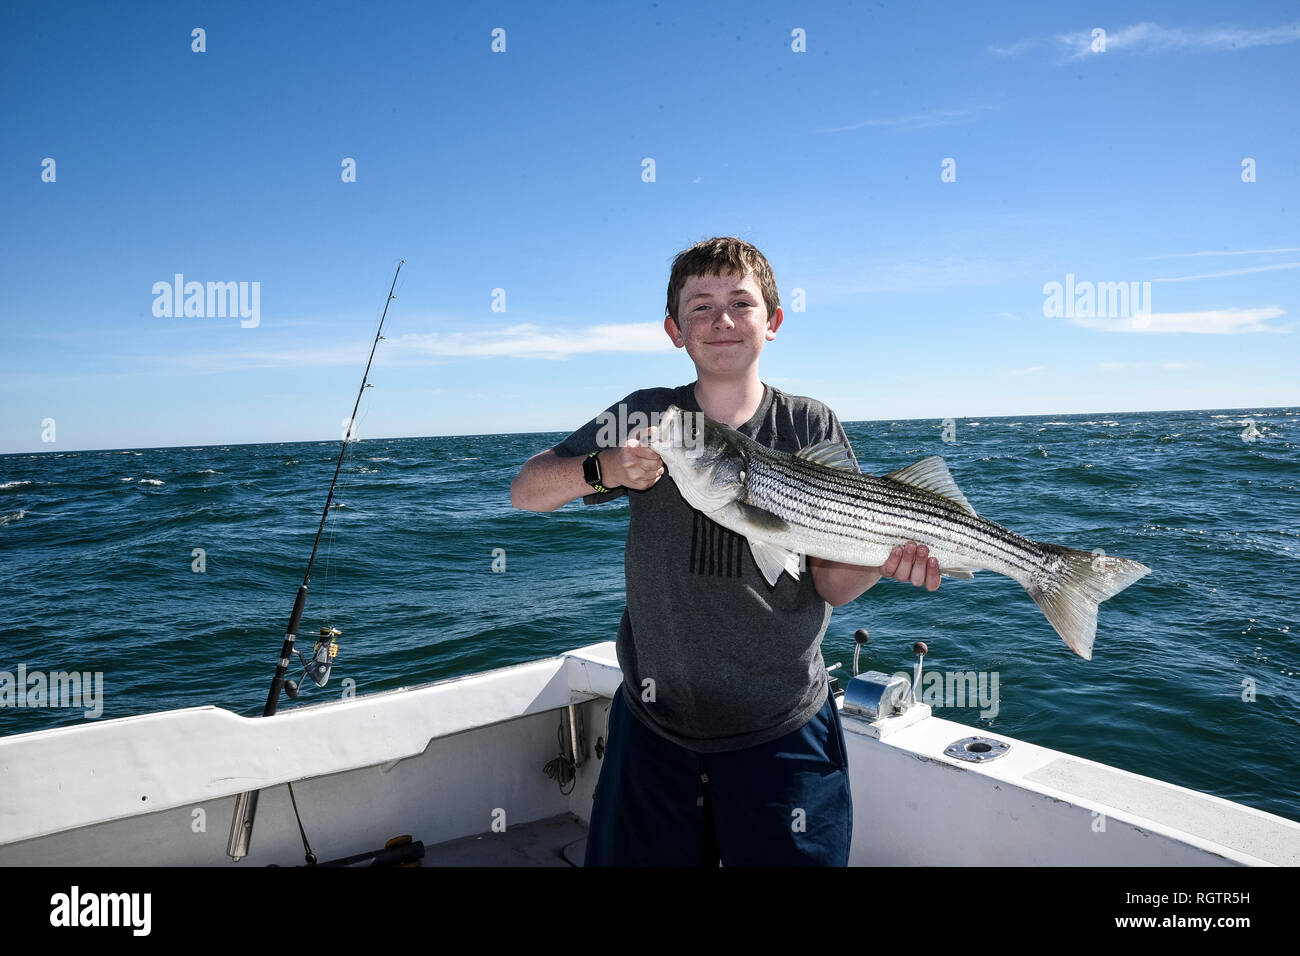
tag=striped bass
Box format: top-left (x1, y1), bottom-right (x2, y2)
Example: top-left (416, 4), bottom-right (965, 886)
top-left (648, 405), bottom-right (1151, 660)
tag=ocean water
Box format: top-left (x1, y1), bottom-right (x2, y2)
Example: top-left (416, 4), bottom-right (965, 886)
top-left (2, 407), bottom-right (1298, 823)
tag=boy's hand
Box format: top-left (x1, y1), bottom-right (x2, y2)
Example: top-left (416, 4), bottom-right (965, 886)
top-left (600, 428), bottom-right (664, 491)
top-left (811, 541), bottom-right (942, 606)
top-left (878, 542), bottom-right (941, 591)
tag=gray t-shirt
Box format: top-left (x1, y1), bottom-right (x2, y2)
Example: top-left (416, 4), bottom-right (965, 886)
top-left (553, 381), bottom-right (860, 752)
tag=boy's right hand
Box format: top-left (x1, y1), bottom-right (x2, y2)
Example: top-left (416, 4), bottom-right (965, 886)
top-left (600, 427), bottom-right (664, 491)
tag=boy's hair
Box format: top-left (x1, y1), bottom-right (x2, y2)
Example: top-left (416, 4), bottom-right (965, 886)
top-left (665, 237), bottom-right (780, 326)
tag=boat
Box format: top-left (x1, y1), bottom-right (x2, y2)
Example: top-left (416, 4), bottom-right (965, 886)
top-left (3, 639), bottom-right (1297, 866)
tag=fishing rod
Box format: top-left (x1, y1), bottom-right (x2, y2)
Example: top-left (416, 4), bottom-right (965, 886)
top-left (226, 259), bottom-right (404, 863)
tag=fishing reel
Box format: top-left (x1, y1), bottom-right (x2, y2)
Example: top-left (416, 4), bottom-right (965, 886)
top-left (284, 626), bottom-right (341, 699)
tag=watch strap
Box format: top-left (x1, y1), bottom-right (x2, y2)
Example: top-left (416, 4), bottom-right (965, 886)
top-left (584, 450), bottom-right (610, 493)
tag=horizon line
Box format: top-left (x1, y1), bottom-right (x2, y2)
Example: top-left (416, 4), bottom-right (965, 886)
top-left (2, 402), bottom-right (1296, 457)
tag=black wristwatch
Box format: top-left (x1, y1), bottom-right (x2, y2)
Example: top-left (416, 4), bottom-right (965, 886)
top-left (583, 450), bottom-right (611, 493)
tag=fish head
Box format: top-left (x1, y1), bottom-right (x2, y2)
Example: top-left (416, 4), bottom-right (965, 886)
top-left (650, 405), bottom-right (747, 513)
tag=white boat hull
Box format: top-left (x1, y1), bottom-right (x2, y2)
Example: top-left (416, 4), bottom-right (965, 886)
top-left (2, 643), bottom-right (1296, 866)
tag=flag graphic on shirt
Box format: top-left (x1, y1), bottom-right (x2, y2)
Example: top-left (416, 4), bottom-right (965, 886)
top-left (689, 511), bottom-right (746, 578)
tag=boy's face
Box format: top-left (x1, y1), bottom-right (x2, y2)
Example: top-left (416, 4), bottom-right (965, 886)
top-left (664, 271), bottom-right (782, 378)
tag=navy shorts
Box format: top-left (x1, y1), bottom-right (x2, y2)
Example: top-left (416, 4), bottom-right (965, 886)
top-left (583, 684), bottom-right (852, 866)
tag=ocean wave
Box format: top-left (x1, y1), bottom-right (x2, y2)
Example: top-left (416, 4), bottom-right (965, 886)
top-left (1041, 419), bottom-right (1120, 426)
top-left (138, 479), bottom-right (165, 486)
top-left (7, 417), bottom-right (1298, 820)
top-left (0, 480), bottom-right (33, 490)
top-left (0, 510), bottom-right (25, 525)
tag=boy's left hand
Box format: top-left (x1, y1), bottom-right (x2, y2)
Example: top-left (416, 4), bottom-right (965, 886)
top-left (878, 542), bottom-right (941, 591)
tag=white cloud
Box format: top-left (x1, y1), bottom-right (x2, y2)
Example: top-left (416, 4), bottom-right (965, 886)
top-left (1148, 247), bottom-right (1300, 259)
top-left (989, 38), bottom-right (1041, 57)
top-left (1155, 262), bottom-right (1300, 282)
top-left (817, 106), bottom-right (996, 133)
top-left (1099, 360), bottom-right (1195, 370)
top-left (1072, 307), bottom-right (1288, 334)
top-left (1075, 21), bottom-right (1297, 58)
top-left (392, 322), bottom-right (674, 360)
top-left (995, 21), bottom-right (1299, 61)
top-left (172, 321), bottom-right (675, 371)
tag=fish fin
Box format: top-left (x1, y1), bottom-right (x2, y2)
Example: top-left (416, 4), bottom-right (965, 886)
top-left (1023, 544), bottom-right (1151, 660)
top-left (941, 568), bottom-right (975, 580)
top-left (735, 503), bottom-right (798, 583)
top-left (735, 501), bottom-right (791, 533)
top-left (795, 440), bottom-right (858, 472)
top-left (883, 456), bottom-right (977, 516)
top-left (748, 538), bottom-right (803, 585)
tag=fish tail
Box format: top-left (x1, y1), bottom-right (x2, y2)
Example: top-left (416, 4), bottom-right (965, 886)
top-left (1023, 543), bottom-right (1151, 660)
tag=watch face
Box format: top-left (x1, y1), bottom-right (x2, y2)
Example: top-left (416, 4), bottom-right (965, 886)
top-left (583, 452), bottom-right (601, 486)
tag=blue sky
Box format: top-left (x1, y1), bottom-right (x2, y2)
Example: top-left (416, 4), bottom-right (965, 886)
top-left (2, 0), bottom-right (1297, 453)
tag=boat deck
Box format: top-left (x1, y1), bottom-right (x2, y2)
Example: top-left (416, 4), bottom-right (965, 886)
top-left (423, 813), bottom-right (586, 867)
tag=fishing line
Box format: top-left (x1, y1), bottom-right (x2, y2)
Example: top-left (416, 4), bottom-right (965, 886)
top-left (319, 359), bottom-right (378, 623)
top-left (319, 476), bottom-right (342, 626)
top-left (543, 722), bottom-right (578, 796)
top-left (286, 781), bottom-right (317, 865)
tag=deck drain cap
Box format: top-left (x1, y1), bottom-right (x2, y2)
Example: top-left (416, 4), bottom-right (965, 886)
top-left (945, 736), bottom-right (1011, 763)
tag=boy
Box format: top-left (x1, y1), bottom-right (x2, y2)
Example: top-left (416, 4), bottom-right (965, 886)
top-left (509, 237), bottom-right (940, 865)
